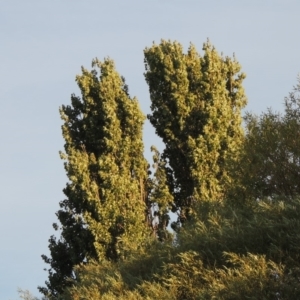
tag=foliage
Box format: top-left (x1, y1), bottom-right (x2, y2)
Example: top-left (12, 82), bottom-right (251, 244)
top-left (144, 40), bottom-right (247, 218)
top-left (61, 238), bottom-right (175, 300)
top-left (17, 288), bottom-right (47, 300)
top-left (148, 146), bottom-right (173, 241)
top-left (233, 77), bottom-right (300, 202)
top-left (39, 39), bottom-right (300, 300)
top-left (61, 197), bottom-right (300, 299)
top-left (39, 58), bottom-right (149, 297)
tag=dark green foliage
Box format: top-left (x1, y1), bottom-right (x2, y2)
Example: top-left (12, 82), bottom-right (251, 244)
top-left (232, 77), bottom-right (300, 202)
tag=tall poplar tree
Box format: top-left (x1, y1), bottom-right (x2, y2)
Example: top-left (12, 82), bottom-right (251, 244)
top-left (144, 40), bottom-right (247, 220)
top-left (39, 58), bottom-right (149, 298)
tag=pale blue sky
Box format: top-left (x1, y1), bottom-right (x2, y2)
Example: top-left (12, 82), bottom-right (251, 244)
top-left (1, 1), bottom-right (300, 298)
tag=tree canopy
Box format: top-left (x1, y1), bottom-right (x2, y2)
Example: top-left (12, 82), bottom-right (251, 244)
top-left (144, 40), bottom-right (247, 226)
top-left (39, 58), bottom-right (149, 297)
top-left (38, 40), bottom-right (300, 300)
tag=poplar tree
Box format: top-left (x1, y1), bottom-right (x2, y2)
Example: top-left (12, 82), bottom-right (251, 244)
top-left (144, 40), bottom-right (247, 220)
top-left (39, 58), bottom-right (149, 298)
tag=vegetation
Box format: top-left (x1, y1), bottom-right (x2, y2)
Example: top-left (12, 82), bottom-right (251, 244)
top-left (144, 41), bottom-right (246, 205)
top-left (39, 59), bottom-right (149, 297)
top-left (236, 83), bottom-right (300, 201)
top-left (36, 40), bottom-right (300, 299)
top-left (62, 198), bottom-right (300, 299)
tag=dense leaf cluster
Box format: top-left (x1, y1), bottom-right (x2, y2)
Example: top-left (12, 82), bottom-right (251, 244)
top-left (40, 59), bottom-right (148, 297)
top-left (39, 40), bottom-right (300, 299)
top-left (61, 198), bottom-right (300, 299)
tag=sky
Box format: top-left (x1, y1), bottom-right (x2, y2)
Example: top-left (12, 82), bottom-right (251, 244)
top-left (1, 0), bottom-right (300, 298)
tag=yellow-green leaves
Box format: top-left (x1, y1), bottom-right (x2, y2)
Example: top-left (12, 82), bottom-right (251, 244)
top-left (41, 58), bottom-right (149, 297)
top-left (144, 40), bottom-right (247, 217)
